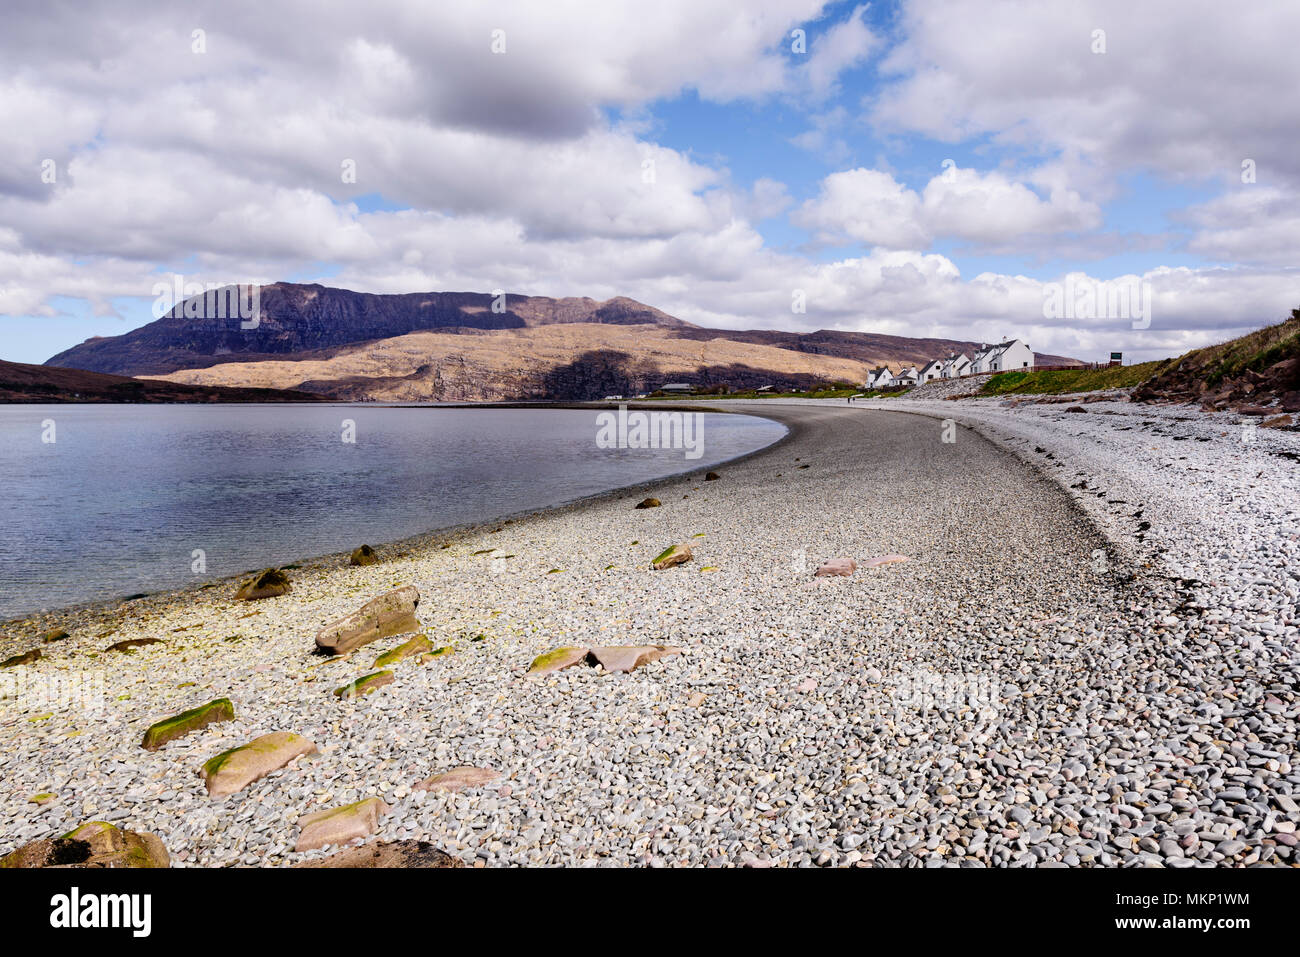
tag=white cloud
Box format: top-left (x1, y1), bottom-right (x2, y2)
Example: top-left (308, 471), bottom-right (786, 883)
top-left (793, 165), bottom-right (1100, 248)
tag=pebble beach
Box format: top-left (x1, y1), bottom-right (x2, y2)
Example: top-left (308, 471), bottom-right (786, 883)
top-left (2, 397), bottom-right (1297, 867)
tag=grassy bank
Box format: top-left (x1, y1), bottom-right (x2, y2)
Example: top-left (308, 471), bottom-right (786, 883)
top-left (979, 362), bottom-right (1163, 396)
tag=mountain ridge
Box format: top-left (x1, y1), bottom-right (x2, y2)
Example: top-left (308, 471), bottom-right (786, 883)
top-left (44, 283), bottom-right (1081, 401)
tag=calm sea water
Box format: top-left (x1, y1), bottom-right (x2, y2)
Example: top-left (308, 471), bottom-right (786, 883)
top-left (0, 405), bottom-right (785, 619)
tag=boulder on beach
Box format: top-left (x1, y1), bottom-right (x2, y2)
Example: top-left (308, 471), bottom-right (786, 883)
top-left (527, 646), bottom-right (590, 675)
top-left (586, 645), bottom-right (683, 673)
top-left (414, 767), bottom-right (501, 793)
top-left (705, 471), bottom-right (720, 481)
top-left (349, 544), bottom-right (378, 566)
top-left (1, 821), bottom-right (169, 869)
top-left (105, 637), bottom-right (164, 653)
top-left (293, 840), bottom-right (463, 868)
top-left (334, 670), bottom-right (395, 700)
top-left (373, 634), bottom-right (433, 668)
top-left (295, 797), bottom-right (389, 852)
top-left (235, 567), bottom-right (292, 601)
top-left (141, 697), bottom-right (235, 751)
top-left (651, 543), bottom-right (693, 570)
top-left (42, 628), bottom-right (70, 643)
top-left (315, 585), bottom-right (421, 655)
top-left (861, 555), bottom-right (911, 568)
top-left (199, 732), bottom-right (317, 798)
top-left (815, 558), bottom-right (857, 577)
top-left (634, 497), bottom-right (661, 509)
top-left (1, 648), bottom-right (40, 668)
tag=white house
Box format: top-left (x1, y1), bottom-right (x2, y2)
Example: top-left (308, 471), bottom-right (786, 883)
top-left (918, 359), bottom-right (945, 383)
top-left (893, 367), bottom-right (919, 387)
top-left (865, 366), bottom-right (894, 389)
top-left (986, 338), bottom-right (1035, 373)
top-left (939, 353), bottom-right (971, 379)
top-left (967, 344), bottom-right (995, 375)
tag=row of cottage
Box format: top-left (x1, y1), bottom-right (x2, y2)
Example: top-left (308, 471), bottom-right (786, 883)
top-left (864, 338), bottom-right (1034, 390)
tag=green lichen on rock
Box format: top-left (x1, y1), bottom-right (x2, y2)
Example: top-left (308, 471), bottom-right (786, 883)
top-left (349, 544), bottom-right (378, 566)
top-left (334, 670), bottom-right (395, 699)
top-left (199, 732), bottom-right (317, 797)
top-left (105, 637), bottom-right (164, 654)
top-left (527, 646), bottom-right (589, 674)
top-left (141, 697), bottom-right (235, 751)
top-left (234, 567), bottom-right (291, 601)
top-left (373, 634), bottom-right (433, 668)
top-left (1, 648), bottom-right (40, 668)
top-left (651, 543), bottom-right (693, 570)
top-left (28, 792), bottom-right (55, 805)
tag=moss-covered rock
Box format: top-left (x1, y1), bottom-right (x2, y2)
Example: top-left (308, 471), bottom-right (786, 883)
top-left (42, 628), bottom-right (70, 643)
top-left (527, 646), bottom-right (590, 675)
top-left (141, 697), bottom-right (235, 751)
top-left (28, 792), bottom-right (55, 805)
top-left (415, 645), bottom-right (455, 666)
top-left (295, 797), bottom-right (389, 852)
top-left (104, 637), bottom-right (164, 654)
top-left (199, 732), bottom-right (317, 798)
top-left (1, 648), bottom-right (40, 668)
top-left (334, 670), bottom-right (395, 700)
top-left (349, 544), bottom-right (378, 566)
top-left (1, 820), bottom-right (169, 868)
top-left (650, 542), bottom-right (693, 570)
top-left (234, 567), bottom-right (292, 601)
top-left (634, 497), bottom-right (661, 509)
top-left (373, 634), bottom-right (433, 668)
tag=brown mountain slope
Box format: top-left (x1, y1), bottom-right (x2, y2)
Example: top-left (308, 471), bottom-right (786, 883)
top-left (0, 358), bottom-right (324, 403)
top-left (149, 324), bottom-right (888, 401)
top-left (44, 284), bottom-right (689, 376)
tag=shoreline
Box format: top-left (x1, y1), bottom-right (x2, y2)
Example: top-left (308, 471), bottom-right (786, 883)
top-left (0, 402), bottom-right (795, 630)
top-left (2, 399), bottom-right (1296, 868)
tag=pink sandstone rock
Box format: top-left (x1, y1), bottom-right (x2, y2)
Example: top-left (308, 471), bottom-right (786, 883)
top-left (414, 767), bottom-right (501, 793)
top-left (295, 797), bottom-right (389, 852)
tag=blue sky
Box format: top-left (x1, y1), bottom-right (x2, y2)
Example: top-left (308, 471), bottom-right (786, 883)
top-left (1, 1), bottom-right (1296, 365)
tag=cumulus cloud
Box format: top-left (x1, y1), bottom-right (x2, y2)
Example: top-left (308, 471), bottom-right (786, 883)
top-left (793, 165), bottom-right (1100, 248)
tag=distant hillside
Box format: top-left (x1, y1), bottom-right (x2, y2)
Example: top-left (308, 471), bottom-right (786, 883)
top-left (1132, 307), bottom-right (1300, 412)
top-left (42, 282), bottom-right (1081, 401)
top-left (44, 284), bottom-right (690, 377)
top-left (0, 359), bottom-right (324, 403)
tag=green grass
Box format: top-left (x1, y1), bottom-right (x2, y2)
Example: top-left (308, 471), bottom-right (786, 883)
top-left (979, 362), bottom-right (1164, 396)
top-left (641, 382), bottom-right (864, 400)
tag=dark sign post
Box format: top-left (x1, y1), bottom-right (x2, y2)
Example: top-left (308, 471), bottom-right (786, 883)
top-left (1109, 352), bottom-right (1123, 367)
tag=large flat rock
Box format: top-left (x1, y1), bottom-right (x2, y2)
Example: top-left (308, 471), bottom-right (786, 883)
top-left (293, 840), bottom-right (464, 868)
top-left (315, 586), bottom-right (421, 655)
top-left (199, 732), bottom-right (317, 798)
top-left (295, 797), bottom-right (389, 852)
